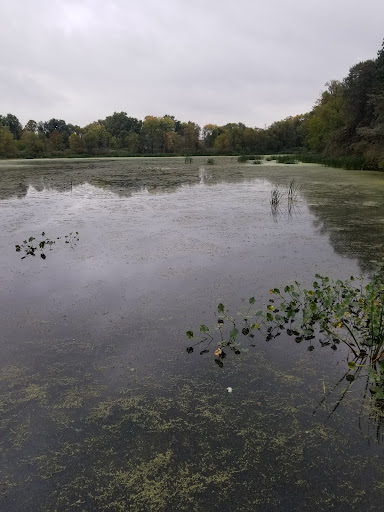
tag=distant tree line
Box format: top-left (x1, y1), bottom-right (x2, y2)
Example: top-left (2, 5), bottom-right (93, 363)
top-left (0, 111), bottom-right (306, 160)
top-left (1, 40), bottom-right (383, 167)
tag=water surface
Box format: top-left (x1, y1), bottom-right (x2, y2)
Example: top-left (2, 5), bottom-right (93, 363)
top-left (1, 157), bottom-right (384, 511)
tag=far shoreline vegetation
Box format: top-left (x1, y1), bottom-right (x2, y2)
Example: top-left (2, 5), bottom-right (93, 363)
top-left (1, 40), bottom-right (384, 170)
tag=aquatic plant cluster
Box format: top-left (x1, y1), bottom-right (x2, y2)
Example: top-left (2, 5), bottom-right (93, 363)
top-left (186, 272), bottom-right (384, 414)
top-left (237, 155), bottom-right (263, 164)
top-left (15, 232), bottom-right (79, 259)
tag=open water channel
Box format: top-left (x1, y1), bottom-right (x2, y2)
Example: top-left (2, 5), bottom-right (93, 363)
top-left (1, 156), bottom-right (384, 511)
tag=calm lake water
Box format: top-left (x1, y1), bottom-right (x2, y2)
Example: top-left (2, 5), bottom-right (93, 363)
top-left (1, 156), bottom-right (384, 511)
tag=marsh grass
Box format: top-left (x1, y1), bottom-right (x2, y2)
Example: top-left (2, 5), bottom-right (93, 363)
top-left (269, 179), bottom-right (302, 218)
top-left (287, 179), bottom-right (300, 203)
top-left (206, 158), bottom-right (215, 165)
top-left (295, 153), bottom-right (376, 170)
top-left (265, 155), bottom-right (297, 163)
top-left (238, 155), bottom-right (263, 163)
top-left (276, 155), bottom-right (299, 164)
top-left (270, 184), bottom-right (284, 206)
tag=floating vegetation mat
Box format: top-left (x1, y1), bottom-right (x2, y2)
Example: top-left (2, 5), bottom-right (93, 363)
top-left (0, 337), bottom-right (383, 512)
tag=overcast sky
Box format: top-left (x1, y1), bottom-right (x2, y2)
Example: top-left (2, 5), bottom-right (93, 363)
top-left (0, 0), bottom-right (383, 129)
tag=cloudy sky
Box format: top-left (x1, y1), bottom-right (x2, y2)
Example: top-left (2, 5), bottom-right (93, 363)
top-left (0, 0), bottom-right (383, 129)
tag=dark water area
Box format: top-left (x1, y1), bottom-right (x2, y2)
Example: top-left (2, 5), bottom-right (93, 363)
top-left (1, 156), bottom-right (384, 511)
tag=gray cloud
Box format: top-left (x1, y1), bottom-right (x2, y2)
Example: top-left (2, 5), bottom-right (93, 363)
top-left (0, 0), bottom-right (383, 128)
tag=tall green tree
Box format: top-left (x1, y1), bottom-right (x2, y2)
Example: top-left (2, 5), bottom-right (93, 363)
top-left (268, 115), bottom-right (307, 152)
top-left (0, 114), bottom-right (22, 140)
top-left (343, 61), bottom-right (376, 132)
top-left (101, 112), bottom-right (142, 147)
top-left (69, 133), bottom-right (85, 154)
top-left (141, 115), bottom-right (176, 153)
top-left (24, 120), bottom-right (38, 133)
top-left (305, 81), bottom-right (345, 153)
top-left (83, 123), bottom-right (111, 153)
top-left (125, 131), bottom-right (141, 153)
top-left (0, 127), bottom-right (16, 156)
top-left (180, 121), bottom-right (200, 153)
top-left (19, 131), bottom-right (44, 157)
top-left (202, 124), bottom-right (220, 149)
